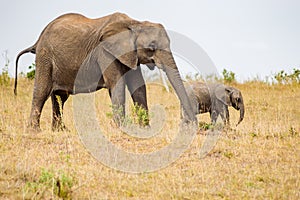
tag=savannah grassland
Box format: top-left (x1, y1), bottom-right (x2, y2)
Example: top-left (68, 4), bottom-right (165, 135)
top-left (0, 77), bottom-right (299, 199)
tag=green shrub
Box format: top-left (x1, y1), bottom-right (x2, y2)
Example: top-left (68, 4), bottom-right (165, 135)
top-left (26, 63), bottom-right (36, 79)
top-left (24, 168), bottom-right (74, 199)
top-left (273, 68), bottom-right (300, 84)
top-left (222, 69), bottom-right (236, 83)
top-left (131, 103), bottom-right (149, 126)
top-left (198, 121), bottom-right (213, 130)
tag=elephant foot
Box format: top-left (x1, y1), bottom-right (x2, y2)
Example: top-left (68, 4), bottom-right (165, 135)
top-left (52, 121), bottom-right (69, 132)
top-left (52, 125), bottom-right (69, 132)
top-left (52, 125), bottom-right (70, 132)
top-left (27, 125), bottom-right (42, 133)
top-left (27, 121), bottom-right (42, 133)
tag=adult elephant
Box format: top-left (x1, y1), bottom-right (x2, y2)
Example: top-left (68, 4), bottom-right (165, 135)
top-left (15, 12), bottom-right (196, 131)
top-left (183, 82), bottom-right (244, 126)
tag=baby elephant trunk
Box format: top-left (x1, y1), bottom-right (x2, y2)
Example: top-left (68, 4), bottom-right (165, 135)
top-left (236, 103), bottom-right (244, 126)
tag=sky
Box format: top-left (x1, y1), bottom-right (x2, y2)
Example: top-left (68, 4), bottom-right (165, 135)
top-left (1, 0), bottom-right (300, 81)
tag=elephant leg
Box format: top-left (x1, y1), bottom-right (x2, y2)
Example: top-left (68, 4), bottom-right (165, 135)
top-left (218, 109), bottom-right (225, 124)
top-left (224, 106), bottom-right (230, 126)
top-left (108, 77), bottom-right (126, 126)
top-left (125, 67), bottom-right (148, 110)
top-left (125, 67), bottom-right (149, 125)
top-left (210, 110), bottom-right (218, 124)
top-left (29, 70), bottom-right (52, 131)
top-left (51, 90), bottom-right (69, 131)
top-left (218, 106), bottom-right (229, 125)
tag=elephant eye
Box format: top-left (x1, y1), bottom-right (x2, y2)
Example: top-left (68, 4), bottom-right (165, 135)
top-left (147, 47), bottom-right (155, 52)
top-left (148, 42), bottom-right (157, 52)
top-left (145, 41), bottom-right (157, 57)
top-left (146, 47), bottom-right (155, 56)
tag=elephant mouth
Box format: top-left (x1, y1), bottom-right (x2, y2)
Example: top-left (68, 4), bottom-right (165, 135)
top-left (145, 62), bottom-right (156, 70)
top-left (232, 102), bottom-right (239, 110)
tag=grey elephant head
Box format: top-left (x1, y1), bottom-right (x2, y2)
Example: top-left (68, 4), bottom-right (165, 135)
top-left (215, 85), bottom-right (244, 126)
top-left (99, 20), bottom-right (196, 122)
top-left (227, 87), bottom-right (244, 125)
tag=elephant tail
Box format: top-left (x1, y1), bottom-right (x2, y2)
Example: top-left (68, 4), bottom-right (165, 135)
top-left (14, 45), bottom-right (36, 95)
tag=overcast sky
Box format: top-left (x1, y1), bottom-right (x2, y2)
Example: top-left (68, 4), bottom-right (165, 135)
top-left (1, 0), bottom-right (299, 81)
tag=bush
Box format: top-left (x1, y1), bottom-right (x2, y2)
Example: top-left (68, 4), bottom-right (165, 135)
top-left (131, 103), bottom-right (149, 126)
top-left (26, 63), bottom-right (36, 80)
top-left (273, 68), bottom-right (300, 84)
top-left (222, 69), bottom-right (236, 83)
top-left (24, 168), bottom-right (74, 199)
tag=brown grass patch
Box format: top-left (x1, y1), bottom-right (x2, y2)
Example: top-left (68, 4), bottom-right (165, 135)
top-left (0, 79), bottom-right (299, 199)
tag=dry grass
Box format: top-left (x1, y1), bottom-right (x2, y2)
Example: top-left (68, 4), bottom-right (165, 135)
top-left (0, 78), bottom-right (299, 199)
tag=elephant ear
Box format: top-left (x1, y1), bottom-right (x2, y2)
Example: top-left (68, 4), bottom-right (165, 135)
top-left (100, 21), bottom-right (138, 69)
top-left (214, 84), bottom-right (232, 106)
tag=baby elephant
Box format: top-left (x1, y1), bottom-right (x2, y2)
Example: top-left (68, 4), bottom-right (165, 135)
top-left (182, 82), bottom-right (245, 126)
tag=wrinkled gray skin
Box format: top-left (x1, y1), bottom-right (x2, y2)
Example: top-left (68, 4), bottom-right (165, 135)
top-left (15, 12), bottom-right (196, 131)
top-left (183, 82), bottom-right (244, 126)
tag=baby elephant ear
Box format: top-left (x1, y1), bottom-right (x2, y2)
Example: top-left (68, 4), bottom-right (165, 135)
top-left (214, 84), bottom-right (232, 106)
top-left (101, 21), bottom-right (138, 69)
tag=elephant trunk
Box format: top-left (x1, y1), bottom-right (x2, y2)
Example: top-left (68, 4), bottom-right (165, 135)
top-left (160, 52), bottom-right (197, 122)
top-left (236, 101), bottom-right (244, 126)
